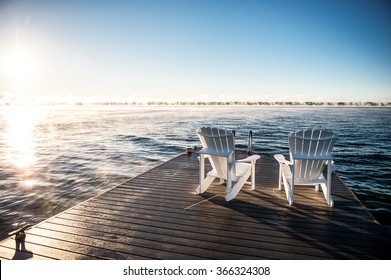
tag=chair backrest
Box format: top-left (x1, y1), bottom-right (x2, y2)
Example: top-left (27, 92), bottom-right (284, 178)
top-left (289, 129), bottom-right (336, 181)
top-left (197, 127), bottom-right (235, 179)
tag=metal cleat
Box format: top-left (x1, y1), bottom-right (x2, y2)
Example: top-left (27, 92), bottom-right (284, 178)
top-left (8, 224), bottom-right (32, 250)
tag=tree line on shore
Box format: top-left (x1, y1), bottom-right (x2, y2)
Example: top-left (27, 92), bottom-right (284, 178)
top-left (1, 100), bottom-right (390, 106)
top-left (76, 101), bottom-right (391, 106)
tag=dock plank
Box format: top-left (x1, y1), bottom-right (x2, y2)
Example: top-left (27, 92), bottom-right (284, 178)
top-left (1, 152), bottom-right (390, 260)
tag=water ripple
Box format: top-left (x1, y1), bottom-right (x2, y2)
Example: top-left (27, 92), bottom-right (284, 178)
top-left (0, 105), bottom-right (390, 239)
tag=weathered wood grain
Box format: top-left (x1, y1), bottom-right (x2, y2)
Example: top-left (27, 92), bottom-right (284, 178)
top-left (1, 152), bottom-right (390, 260)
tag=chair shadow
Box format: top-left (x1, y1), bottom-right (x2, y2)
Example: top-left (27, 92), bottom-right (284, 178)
top-left (201, 187), bottom-right (385, 259)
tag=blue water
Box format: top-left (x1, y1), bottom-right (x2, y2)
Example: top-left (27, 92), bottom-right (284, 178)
top-left (0, 105), bottom-right (390, 239)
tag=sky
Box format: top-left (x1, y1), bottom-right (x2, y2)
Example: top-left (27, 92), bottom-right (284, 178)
top-left (0, 0), bottom-right (390, 103)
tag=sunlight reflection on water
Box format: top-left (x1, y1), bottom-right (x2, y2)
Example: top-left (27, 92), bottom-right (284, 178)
top-left (1, 106), bottom-right (46, 169)
top-left (0, 105), bottom-right (390, 240)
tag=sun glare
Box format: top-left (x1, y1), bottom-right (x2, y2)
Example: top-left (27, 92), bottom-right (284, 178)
top-left (1, 50), bottom-right (37, 87)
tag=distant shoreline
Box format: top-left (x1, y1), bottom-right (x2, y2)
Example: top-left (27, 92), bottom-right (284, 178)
top-left (1, 101), bottom-right (390, 107)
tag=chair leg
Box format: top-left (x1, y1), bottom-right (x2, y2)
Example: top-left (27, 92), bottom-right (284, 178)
top-left (279, 163), bottom-right (293, 205)
top-left (281, 173), bottom-right (293, 205)
top-left (226, 169), bottom-right (251, 201)
top-left (278, 164), bottom-right (282, 190)
top-left (287, 183), bottom-right (293, 205)
top-left (326, 162), bottom-right (333, 206)
top-left (196, 175), bottom-right (215, 194)
top-left (289, 166), bottom-right (294, 205)
top-left (250, 162), bottom-right (256, 190)
top-left (319, 183), bottom-right (333, 207)
top-left (319, 161), bottom-right (334, 206)
top-left (196, 154), bottom-right (215, 194)
top-left (216, 178), bottom-right (225, 185)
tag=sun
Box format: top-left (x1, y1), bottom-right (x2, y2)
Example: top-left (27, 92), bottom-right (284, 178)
top-left (1, 49), bottom-right (37, 86)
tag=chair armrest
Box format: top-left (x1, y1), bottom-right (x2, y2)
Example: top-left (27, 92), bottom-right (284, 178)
top-left (198, 148), bottom-right (234, 158)
top-left (274, 154), bottom-right (291, 165)
top-left (237, 155), bottom-right (260, 163)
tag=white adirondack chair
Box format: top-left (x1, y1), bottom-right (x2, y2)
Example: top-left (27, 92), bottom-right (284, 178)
top-left (196, 127), bottom-right (260, 201)
top-left (274, 129), bottom-right (336, 206)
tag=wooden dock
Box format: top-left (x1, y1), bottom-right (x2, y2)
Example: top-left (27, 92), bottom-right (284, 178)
top-left (1, 151), bottom-right (390, 260)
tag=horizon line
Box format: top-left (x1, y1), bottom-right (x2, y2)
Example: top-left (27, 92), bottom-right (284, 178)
top-left (1, 101), bottom-right (390, 107)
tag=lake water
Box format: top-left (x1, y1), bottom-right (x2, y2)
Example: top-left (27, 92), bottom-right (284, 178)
top-left (0, 105), bottom-right (390, 240)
